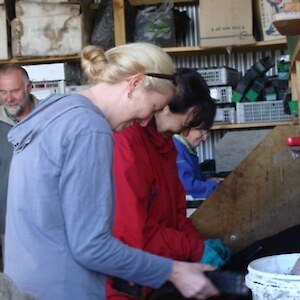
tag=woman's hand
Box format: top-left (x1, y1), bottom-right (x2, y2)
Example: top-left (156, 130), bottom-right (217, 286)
top-left (167, 261), bottom-right (220, 299)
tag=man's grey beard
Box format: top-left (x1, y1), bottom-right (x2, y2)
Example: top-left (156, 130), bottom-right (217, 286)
top-left (5, 93), bottom-right (31, 117)
top-left (6, 103), bottom-right (26, 117)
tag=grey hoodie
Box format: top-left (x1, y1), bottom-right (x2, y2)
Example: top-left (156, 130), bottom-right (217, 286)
top-left (4, 94), bottom-right (172, 300)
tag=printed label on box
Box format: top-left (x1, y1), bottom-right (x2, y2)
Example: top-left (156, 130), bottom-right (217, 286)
top-left (199, 0), bottom-right (255, 47)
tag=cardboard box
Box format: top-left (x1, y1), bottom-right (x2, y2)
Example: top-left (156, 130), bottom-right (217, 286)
top-left (0, 5), bottom-right (9, 59)
top-left (18, 0), bottom-right (68, 2)
top-left (254, 0), bottom-right (291, 41)
top-left (199, 0), bottom-right (255, 48)
top-left (11, 14), bottom-right (84, 57)
top-left (15, 1), bottom-right (80, 18)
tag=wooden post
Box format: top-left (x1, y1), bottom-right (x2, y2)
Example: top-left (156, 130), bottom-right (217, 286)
top-left (113, 0), bottom-right (126, 45)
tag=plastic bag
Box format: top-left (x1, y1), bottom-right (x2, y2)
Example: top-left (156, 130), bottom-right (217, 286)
top-left (134, 0), bottom-right (175, 47)
top-left (91, 0), bottom-right (115, 50)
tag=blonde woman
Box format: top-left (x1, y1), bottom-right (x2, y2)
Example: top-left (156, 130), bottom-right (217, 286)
top-left (4, 43), bottom-right (219, 300)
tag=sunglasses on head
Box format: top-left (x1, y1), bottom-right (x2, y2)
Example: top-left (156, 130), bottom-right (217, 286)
top-left (145, 73), bottom-right (178, 86)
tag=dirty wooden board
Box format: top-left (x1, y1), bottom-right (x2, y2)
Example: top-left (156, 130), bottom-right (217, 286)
top-left (191, 125), bottom-right (300, 253)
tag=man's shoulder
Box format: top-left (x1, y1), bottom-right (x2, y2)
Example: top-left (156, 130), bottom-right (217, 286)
top-left (31, 94), bottom-right (40, 108)
top-left (0, 119), bottom-right (12, 129)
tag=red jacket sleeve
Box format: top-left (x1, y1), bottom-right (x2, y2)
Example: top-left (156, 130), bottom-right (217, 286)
top-left (112, 125), bottom-right (206, 263)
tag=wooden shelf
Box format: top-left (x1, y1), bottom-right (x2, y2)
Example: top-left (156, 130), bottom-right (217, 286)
top-left (0, 39), bottom-right (287, 66)
top-left (164, 39), bottom-right (287, 55)
top-left (273, 11), bottom-right (300, 36)
top-left (211, 120), bottom-right (296, 130)
top-left (0, 55), bottom-right (80, 66)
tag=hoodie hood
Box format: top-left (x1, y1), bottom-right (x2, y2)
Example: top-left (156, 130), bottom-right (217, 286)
top-left (8, 93), bottom-right (102, 153)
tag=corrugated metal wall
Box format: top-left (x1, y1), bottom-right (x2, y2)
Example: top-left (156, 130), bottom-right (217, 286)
top-left (173, 4), bottom-right (287, 162)
top-left (174, 51), bottom-right (285, 77)
top-left (195, 130), bottom-right (225, 161)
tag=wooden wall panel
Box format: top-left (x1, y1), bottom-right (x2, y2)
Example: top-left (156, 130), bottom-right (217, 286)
top-left (191, 125), bottom-right (300, 253)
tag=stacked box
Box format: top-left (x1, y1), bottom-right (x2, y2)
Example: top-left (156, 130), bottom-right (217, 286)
top-left (214, 107), bottom-right (235, 124)
top-left (254, 0), bottom-right (291, 41)
top-left (0, 5), bottom-right (9, 59)
top-left (199, 0), bottom-right (255, 47)
top-left (236, 100), bottom-right (292, 123)
top-left (11, 1), bottom-right (84, 57)
top-left (197, 67), bottom-right (240, 87)
top-left (210, 86), bottom-right (233, 103)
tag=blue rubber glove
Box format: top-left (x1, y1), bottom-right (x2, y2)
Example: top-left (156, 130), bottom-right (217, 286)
top-left (200, 239), bottom-right (231, 268)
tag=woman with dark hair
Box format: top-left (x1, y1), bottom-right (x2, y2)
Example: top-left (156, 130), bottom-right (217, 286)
top-left (108, 68), bottom-right (230, 300)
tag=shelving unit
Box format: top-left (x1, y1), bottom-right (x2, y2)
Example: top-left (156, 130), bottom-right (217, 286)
top-left (0, 1), bottom-right (287, 61)
top-left (111, 0), bottom-right (294, 130)
top-left (0, 0), bottom-right (295, 132)
top-left (112, 0), bottom-right (288, 51)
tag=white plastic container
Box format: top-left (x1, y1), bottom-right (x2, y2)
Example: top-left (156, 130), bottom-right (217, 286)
top-left (245, 253), bottom-right (300, 299)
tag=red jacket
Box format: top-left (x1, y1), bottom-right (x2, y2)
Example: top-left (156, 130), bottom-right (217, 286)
top-left (107, 123), bottom-right (206, 299)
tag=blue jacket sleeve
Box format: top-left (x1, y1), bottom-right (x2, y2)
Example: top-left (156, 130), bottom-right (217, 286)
top-left (173, 138), bottom-right (218, 199)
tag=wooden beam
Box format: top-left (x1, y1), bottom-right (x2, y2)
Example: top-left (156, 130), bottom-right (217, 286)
top-left (113, 0), bottom-right (126, 45)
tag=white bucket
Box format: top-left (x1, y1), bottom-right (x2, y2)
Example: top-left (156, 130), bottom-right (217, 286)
top-left (245, 253), bottom-right (300, 299)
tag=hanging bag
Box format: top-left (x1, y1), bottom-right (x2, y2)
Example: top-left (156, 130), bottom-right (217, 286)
top-left (134, 0), bottom-right (176, 47)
